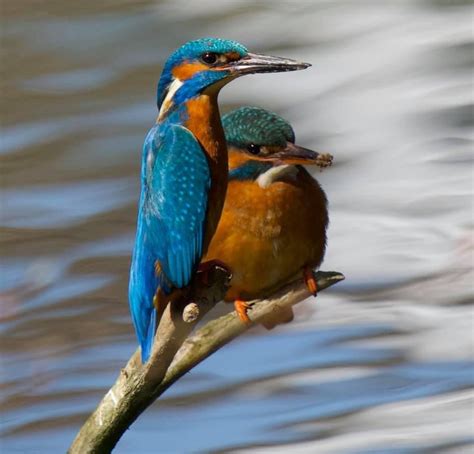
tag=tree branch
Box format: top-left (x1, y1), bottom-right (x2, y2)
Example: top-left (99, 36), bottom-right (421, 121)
top-left (68, 270), bottom-right (344, 454)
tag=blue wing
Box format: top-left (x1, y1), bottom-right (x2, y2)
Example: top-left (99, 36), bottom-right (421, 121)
top-left (129, 123), bottom-right (211, 361)
top-left (146, 123), bottom-right (211, 287)
top-left (128, 205), bottom-right (158, 362)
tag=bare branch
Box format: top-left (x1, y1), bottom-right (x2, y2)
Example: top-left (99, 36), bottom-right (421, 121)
top-left (68, 265), bottom-right (230, 454)
top-left (68, 270), bottom-right (344, 454)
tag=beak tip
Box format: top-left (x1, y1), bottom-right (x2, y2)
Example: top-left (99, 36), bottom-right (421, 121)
top-left (290, 61), bottom-right (311, 72)
top-left (234, 53), bottom-right (312, 75)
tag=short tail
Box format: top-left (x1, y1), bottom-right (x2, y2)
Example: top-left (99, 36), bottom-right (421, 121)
top-left (129, 260), bottom-right (174, 362)
top-left (129, 220), bottom-right (183, 361)
top-left (129, 288), bottom-right (157, 363)
top-left (141, 307), bottom-right (157, 362)
top-left (129, 237), bottom-right (159, 363)
top-left (130, 287), bottom-right (175, 362)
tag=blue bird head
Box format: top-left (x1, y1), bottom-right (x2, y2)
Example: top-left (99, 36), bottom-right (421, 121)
top-left (223, 106), bottom-right (329, 165)
top-left (157, 38), bottom-right (310, 116)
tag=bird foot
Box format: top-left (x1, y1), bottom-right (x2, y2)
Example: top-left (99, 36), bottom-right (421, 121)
top-left (234, 300), bottom-right (252, 325)
top-left (303, 267), bottom-right (318, 296)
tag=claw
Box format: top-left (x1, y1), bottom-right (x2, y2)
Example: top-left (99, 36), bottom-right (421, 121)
top-left (303, 266), bottom-right (318, 296)
top-left (234, 299), bottom-right (252, 325)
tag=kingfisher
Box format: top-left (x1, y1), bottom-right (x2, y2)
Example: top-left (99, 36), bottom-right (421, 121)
top-left (204, 106), bottom-right (332, 327)
top-left (129, 38), bottom-right (310, 362)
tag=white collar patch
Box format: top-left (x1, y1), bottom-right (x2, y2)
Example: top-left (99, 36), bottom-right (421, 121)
top-left (158, 78), bottom-right (184, 121)
top-left (256, 164), bottom-right (298, 189)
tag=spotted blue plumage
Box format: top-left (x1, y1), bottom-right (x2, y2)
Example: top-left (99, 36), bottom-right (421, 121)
top-left (129, 123), bottom-right (210, 362)
top-left (147, 124), bottom-right (210, 286)
top-left (223, 106), bottom-right (295, 148)
top-left (129, 38), bottom-right (308, 362)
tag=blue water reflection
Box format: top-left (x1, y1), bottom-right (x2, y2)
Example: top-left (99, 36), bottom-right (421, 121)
top-left (1, 0), bottom-right (472, 452)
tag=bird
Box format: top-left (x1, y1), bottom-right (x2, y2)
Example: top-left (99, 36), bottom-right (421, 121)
top-left (129, 38), bottom-right (310, 362)
top-left (204, 106), bottom-right (332, 328)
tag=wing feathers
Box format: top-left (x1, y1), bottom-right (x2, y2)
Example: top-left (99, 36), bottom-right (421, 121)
top-left (129, 123), bottom-right (211, 362)
top-left (146, 124), bottom-right (211, 288)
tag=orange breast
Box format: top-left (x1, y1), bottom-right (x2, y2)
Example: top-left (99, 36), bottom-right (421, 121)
top-left (185, 95), bottom-right (228, 253)
top-left (204, 167), bottom-right (328, 301)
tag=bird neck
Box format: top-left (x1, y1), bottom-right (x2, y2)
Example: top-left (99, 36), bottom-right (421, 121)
top-left (185, 92), bottom-right (229, 251)
top-left (158, 72), bottom-right (229, 121)
top-left (184, 93), bottom-right (226, 163)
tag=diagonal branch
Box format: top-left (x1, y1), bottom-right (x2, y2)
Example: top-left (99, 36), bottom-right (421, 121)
top-left (68, 270), bottom-right (344, 454)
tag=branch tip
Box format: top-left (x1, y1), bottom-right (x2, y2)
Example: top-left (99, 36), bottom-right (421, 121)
top-left (183, 302), bottom-right (200, 322)
top-left (68, 268), bottom-right (344, 454)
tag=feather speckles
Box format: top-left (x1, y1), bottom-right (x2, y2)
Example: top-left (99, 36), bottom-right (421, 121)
top-left (141, 124), bottom-right (210, 290)
top-left (223, 107), bottom-right (295, 148)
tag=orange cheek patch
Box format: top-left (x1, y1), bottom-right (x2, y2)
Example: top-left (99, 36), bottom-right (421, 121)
top-left (228, 149), bottom-right (251, 170)
top-left (172, 62), bottom-right (209, 80)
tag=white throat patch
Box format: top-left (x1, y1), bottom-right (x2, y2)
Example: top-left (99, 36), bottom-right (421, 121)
top-left (158, 78), bottom-right (183, 121)
top-left (256, 164), bottom-right (298, 189)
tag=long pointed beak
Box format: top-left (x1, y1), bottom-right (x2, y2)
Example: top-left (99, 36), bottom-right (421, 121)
top-left (270, 142), bottom-right (333, 167)
top-left (228, 52), bottom-right (311, 75)
top-left (270, 142), bottom-right (317, 163)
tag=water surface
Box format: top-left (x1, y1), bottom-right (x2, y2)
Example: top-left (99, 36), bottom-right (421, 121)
top-left (1, 0), bottom-right (473, 452)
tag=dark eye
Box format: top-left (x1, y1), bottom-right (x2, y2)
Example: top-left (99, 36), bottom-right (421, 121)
top-left (247, 144), bottom-right (261, 155)
top-left (201, 52), bottom-right (218, 65)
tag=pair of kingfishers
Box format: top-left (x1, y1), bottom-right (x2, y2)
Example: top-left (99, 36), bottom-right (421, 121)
top-left (129, 38), bottom-right (331, 362)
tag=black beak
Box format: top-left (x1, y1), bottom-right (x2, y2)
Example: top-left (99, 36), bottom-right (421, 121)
top-left (228, 52), bottom-right (311, 75)
top-left (271, 142), bottom-right (333, 167)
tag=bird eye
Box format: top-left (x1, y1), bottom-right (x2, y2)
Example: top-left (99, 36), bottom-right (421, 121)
top-left (201, 52), bottom-right (218, 65)
top-left (247, 144), bottom-right (261, 155)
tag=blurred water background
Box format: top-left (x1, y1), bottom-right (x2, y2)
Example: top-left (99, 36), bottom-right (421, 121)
top-left (1, 0), bottom-right (473, 452)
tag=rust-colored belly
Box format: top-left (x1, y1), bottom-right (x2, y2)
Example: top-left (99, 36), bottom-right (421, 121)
top-left (204, 167), bottom-right (328, 301)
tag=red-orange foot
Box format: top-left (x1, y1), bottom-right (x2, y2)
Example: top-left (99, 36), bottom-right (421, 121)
top-left (303, 267), bottom-right (318, 296)
top-left (198, 259), bottom-right (231, 285)
top-left (234, 300), bottom-right (252, 325)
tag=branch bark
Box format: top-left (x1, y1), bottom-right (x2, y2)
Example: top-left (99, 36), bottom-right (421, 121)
top-left (68, 269), bottom-right (344, 454)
